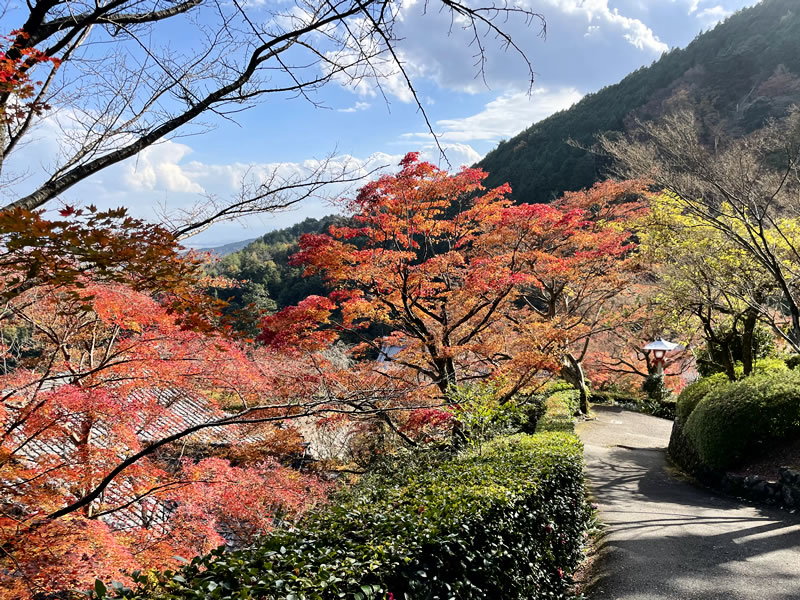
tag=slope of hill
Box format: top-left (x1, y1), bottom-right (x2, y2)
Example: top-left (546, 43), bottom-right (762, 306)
top-left (196, 238), bottom-right (259, 257)
top-left (478, 0), bottom-right (800, 203)
top-left (210, 215), bottom-right (346, 313)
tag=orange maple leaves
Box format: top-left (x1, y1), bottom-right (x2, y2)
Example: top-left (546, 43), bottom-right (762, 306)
top-left (264, 154), bottom-right (646, 404)
top-left (0, 30), bottom-right (60, 123)
top-left (0, 207), bottom-right (330, 599)
top-left (0, 280), bottom-right (330, 598)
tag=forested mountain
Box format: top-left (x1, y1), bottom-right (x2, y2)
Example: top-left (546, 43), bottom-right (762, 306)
top-left (479, 0), bottom-right (800, 203)
top-left (209, 215), bottom-right (347, 315)
top-left (215, 0), bottom-right (800, 316)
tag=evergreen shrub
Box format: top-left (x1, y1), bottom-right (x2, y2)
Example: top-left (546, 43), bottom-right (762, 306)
top-left (684, 370), bottom-right (800, 470)
top-left (104, 433), bottom-right (590, 600)
top-left (677, 358), bottom-right (790, 424)
top-left (675, 373), bottom-right (728, 423)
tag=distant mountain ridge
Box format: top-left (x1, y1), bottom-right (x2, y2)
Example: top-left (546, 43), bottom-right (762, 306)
top-left (478, 0), bottom-right (800, 203)
top-left (195, 237), bottom-right (259, 257)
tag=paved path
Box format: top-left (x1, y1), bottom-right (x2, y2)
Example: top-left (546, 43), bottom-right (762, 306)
top-left (577, 406), bottom-right (800, 600)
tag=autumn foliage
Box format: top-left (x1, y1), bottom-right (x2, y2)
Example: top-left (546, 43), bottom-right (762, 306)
top-left (1, 152), bottom-right (652, 598)
top-left (264, 155), bottom-right (645, 411)
top-left (0, 213), bottom-right (330, 598)
top-left (0, 30), bottom-right (60, 123)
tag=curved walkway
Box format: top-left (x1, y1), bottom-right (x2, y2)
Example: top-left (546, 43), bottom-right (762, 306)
top-left (577, 406), bottom-right (800, 600)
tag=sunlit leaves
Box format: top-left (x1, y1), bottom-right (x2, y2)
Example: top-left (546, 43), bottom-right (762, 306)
top-left (267, 155), bottom-right (644, 408)
top-left (0, 30), bottom-right (60, 123)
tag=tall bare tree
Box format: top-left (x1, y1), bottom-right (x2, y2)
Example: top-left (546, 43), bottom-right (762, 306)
top-left (601, 108), bottom-right (800, 350)
top-left (0, 0), bottom-right (544, 236)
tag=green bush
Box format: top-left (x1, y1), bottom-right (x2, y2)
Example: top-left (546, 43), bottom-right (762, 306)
top-left (637, 374), bottom-right (675, 419)
top-left (677, 359), bottom-right (790, 424)
top-left (513, 393), bottom-right (548, 434)
top-left (542, 380), bottom-right (576, 395)
top-left (684, 370), bottom-right (800, 470)
top-left (535, 388), bottom-right (581, 433)
top-left (448, 383), bottom-right (547, 449)
top-left (749, 357), bottom-right (789, 375)
top-left (590, 385), bottom-right (674, 419)
top-left (549, 388), bottom-right (581, 416)
top-left (589, 390), bottom-right (640, 405)
top-left (675, 373), bottom-right (728, 422)
top-left (638, 396), bottom-right (676, 420)
top-left (106, 433), bottom-right (590, 600)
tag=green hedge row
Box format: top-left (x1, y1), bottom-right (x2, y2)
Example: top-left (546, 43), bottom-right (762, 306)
top-left (590, 388), bottom-right (675, 420)
top-left (537, 388), bottom-right (581, 432)
top-left (588, 390), bottom-right (639, 405)
top-left (675, 358), bottom-right (790, 424)
top-left (683, 370), bottom-right (800, 470)
top-left (675, 373), bottom-right (728, 423)
top-left (105, 432), bottom-right (590, 600)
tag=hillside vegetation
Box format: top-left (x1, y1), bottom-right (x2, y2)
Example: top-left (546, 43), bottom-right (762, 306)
top-left (209, 215), bottom-right (346, 312)
top-left (478, 0), bottom-right (800, 203)
top-left (218, 0), bottom-right (800, 315)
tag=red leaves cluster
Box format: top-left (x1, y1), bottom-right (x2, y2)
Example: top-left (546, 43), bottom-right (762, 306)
top-left (1, 276), bottom-right (328, 596)
top-left (0, 30), bottom-right (60, 123)
top-left (0, 206), bottom-right (230, 334)
top-left (401, 408), bottom-right (454, 442)
top-left (173, 458), bottom-right (330, 548)
top-left (258, 295), bottom-right (337, 352)
top-left (268, 155), bottom-right (644, 399)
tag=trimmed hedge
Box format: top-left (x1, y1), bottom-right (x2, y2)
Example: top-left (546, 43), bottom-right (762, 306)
top-left (676, 359), bottom-right (790, 424)
top-left (684, 370), bottom-right (800, 470)
top-left (590, 389), bottom-right (675, 420)
top-left (675, 373), bottom-right (728, 423)
top-left (536, 389), bottom-right (581, 433)
top-left (588, 390), bottom-right (640, 405)
top-left (639, 396), bottom-right (676, 420)
top-left (106, 432), bottom-right (590, 600)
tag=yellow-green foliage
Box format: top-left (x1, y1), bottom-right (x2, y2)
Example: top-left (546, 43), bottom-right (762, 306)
top-left (677, 358), bottom-right (790, 423)
top-left (536, 385), bottom-right (581, 433)
top-left (676, 373), bottom-right (729, 422)
top-left (639, 193), bottom-right (777, 347)
top-left (749, 357), bottom-right (788, 375)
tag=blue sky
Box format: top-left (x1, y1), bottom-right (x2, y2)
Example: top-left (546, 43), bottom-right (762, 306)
top-left (3, 0), bottom-right (758, 246)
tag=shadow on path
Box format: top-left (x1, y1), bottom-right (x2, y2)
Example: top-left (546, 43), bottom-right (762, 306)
top-left (579, 406), bottom-right (800, 600)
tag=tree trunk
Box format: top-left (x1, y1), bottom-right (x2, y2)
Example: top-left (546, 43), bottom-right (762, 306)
top-left (561, 353), bottom-right (589, 414)
top-left (741, 309), bottom-right (758, 377)
top-left (434, 357), bottom-right (458, 394)
top-left (721, 339), bottom-right (737, 381)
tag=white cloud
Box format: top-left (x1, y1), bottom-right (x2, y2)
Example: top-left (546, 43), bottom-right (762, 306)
top-left (337, 101), bottom-right (372, 113)
top-left (403, 87), bottom-right (583, 145)
top-left (124, 141), bottom-right (205, 194)
top-left (420, 142), bottom-right (482, 167)
top-left (323, 17), bottom-right (422, 103)
top-left (696, 5), bottom-right (731, 22)
top-left (316, 0), bottom-right (666, 107)
top-left (541, 0), bottom-right (668, 53)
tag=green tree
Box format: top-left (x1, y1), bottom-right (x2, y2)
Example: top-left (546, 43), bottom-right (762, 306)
top-left (637, 192), bottom-right (778, 379)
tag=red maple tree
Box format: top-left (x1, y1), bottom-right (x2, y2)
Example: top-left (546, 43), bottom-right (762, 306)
top-left (0, 280), bottom-right (332, 598)
top-left (263, 155), bottom-right (644, 418)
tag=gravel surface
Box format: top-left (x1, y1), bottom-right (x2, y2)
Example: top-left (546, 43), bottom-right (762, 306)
top-left (577, 405), bottom-right (800, 600)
